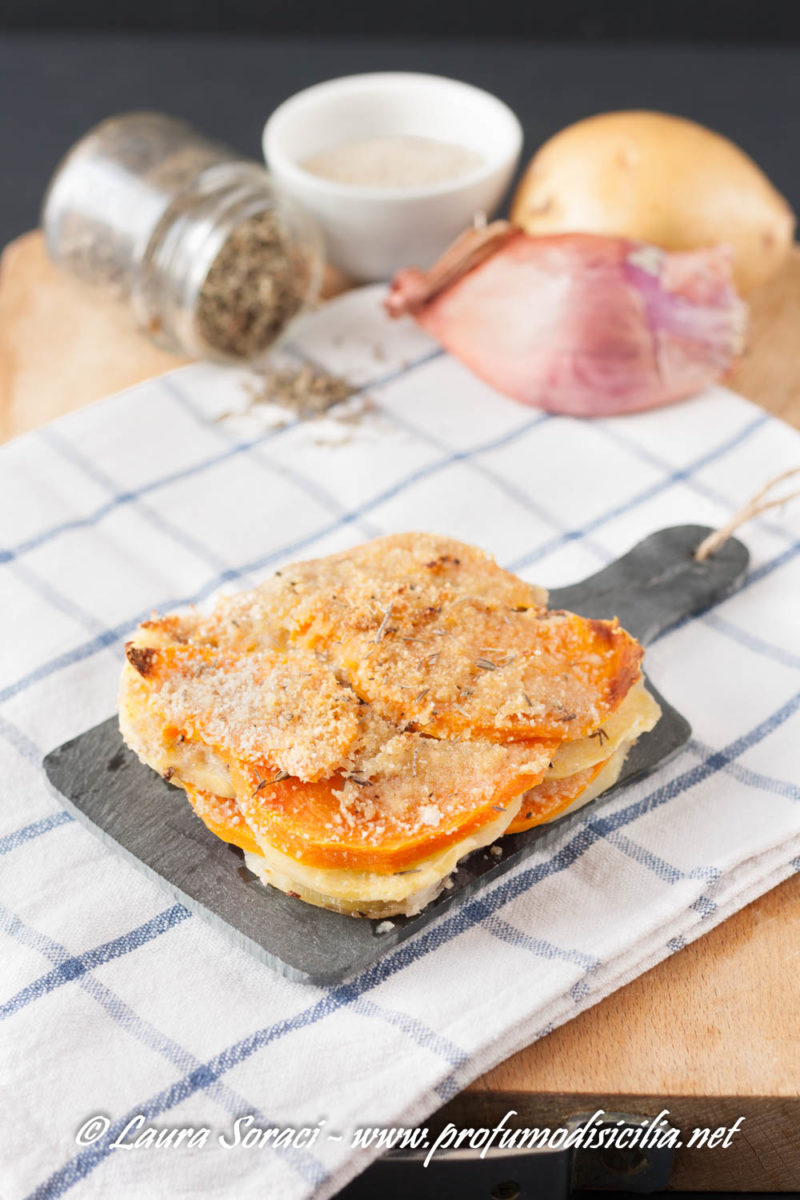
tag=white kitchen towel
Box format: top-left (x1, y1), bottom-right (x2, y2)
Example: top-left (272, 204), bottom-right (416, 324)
top-left (1, 285), bottom-right (799, 1200)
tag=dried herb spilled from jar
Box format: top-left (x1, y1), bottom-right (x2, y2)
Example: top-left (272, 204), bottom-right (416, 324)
top-left (195, 209), bottom-right (311, 360)
top-left (250, 363), bottom-right (357, 419)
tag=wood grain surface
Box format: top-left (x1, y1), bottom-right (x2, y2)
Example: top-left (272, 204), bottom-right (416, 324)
top-left (0, 232), bottom-right (350, 440)
top-left (2, 229), bottom-right (799, 1190)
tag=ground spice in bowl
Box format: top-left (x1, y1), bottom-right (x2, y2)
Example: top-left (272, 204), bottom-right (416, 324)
top-left (301, 134), bottom-right (484, 189)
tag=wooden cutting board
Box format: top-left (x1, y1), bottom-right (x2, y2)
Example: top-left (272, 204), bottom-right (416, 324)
top-left (2, 230), bottom-right (799, 1191)
top-left (3, 230), bottom-right (800, 436)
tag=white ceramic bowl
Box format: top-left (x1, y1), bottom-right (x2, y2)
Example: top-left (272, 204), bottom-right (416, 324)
top-left (263, 72), bottom-right (523, 282)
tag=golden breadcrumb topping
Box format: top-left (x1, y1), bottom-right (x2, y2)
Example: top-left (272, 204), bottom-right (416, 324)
top-left (120, 532), bottom-right (644, 864)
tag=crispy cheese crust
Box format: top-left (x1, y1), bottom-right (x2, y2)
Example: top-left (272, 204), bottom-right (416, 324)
top-left (119, 533), bottom-right (659, 916)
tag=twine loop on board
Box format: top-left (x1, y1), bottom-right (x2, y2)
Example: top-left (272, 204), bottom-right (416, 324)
top-left (694, 467), bottom-right (800, 562)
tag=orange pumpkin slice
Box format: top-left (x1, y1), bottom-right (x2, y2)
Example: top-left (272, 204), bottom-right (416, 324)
top-left (264, 532), bottom-right (548, 644)
top-left (505, 760), bottom-right (607, 834)
top-left (183, 783), bottom-right (261, 855)
top-left (230, 734), bottom-right (557, 873)
top-left (336, 608), bottom-right (642, 743)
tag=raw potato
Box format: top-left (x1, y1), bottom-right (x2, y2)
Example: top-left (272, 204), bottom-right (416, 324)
top-left (511, 110), bottom-right (795, 293)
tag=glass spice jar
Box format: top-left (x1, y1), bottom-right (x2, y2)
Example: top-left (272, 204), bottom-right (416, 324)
top-left (42, 112), bottom-right (324, 364)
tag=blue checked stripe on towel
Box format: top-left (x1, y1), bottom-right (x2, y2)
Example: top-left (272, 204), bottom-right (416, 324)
top-left (1, 284), bottom-right (799, 1200)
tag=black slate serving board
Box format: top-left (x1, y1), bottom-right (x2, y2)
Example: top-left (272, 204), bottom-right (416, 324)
top-left (44, 525), bottom-right (749, 984)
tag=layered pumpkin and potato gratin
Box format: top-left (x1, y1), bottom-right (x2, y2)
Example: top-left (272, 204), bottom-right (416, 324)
top-left (119, 534), bottom-right (660, 918)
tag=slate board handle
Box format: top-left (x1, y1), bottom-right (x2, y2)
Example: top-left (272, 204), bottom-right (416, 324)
top-left (548, 525), bottom-right (750, 646)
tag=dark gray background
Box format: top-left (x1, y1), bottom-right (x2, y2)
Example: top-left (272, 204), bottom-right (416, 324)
top-left (1, 32), bottom-right (799, 249)
top-left (4, 0), bottom-right (800, 38)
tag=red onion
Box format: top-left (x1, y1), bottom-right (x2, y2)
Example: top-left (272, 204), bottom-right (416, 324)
top-left (385, 226), bottom-right (747, 417)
